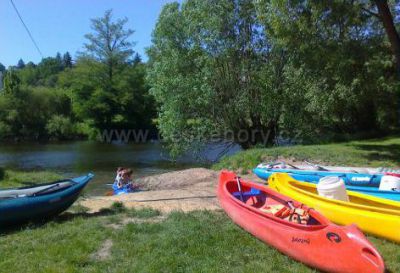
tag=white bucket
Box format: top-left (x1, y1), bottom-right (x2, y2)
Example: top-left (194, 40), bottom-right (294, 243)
top-left (317, 176), bottom-right (349, 202)
top-left (379, 175), bottom-right (400, 191)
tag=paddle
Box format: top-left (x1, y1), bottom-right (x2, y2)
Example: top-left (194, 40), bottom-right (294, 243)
top-left (236, 176), bottom-right (244, 202)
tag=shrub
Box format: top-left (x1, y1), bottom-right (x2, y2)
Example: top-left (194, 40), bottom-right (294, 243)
top-left (46, 115), bottom-right (76, 140)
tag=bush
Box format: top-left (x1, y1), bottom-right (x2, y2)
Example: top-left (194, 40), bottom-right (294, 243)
top-left (46, 115), bottom-right (76, 140)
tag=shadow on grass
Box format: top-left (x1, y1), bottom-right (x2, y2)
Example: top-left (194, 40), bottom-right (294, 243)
top-left (350, 144), bottom-right (400, 164)
top-left (0, 203), bottom-right (125, 236)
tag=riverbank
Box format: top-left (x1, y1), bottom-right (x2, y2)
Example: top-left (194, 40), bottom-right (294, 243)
top-left (0, 169), bottom-right (62, 188)
top-left (213, 135), bottom-right (400, 171)
top-left (1, 137), bottom-right (400, 272)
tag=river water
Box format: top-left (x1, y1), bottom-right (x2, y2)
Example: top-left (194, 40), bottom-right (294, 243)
top-left (0, 141), bottom-right (240, 195)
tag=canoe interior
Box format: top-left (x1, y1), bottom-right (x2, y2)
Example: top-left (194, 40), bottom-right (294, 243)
top-left (288, 180), bottom-right (400, 211)
top-left (226, 181), bottom-right (323, 226)
top-left (0, 180), bottom-right (76, 199)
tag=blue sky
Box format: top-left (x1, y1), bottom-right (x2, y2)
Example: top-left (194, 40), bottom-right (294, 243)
top-left (0, 0), bottom-right (180, 67)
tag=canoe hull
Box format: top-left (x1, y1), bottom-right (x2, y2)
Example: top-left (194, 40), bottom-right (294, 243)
top-left (268, 173), bottom-right (400, 243)
top-left (253, 167), bottom-right (382, 186)
top-left (0, 174), bottom-right (93, 226)
top-left (254, 168), bottom-right (400, 201)
top-left (218, 171), bottom-right (385, 273)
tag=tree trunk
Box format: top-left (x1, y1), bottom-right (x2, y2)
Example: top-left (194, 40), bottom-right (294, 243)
top-left (374, 0), bottom-right (400, 79)
top-left (374, 0), bottom-right (400, 126)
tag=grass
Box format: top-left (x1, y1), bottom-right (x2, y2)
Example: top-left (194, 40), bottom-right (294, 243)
top-left (0, 170), bottom-right (62, 189)
top-left (0, 208), bottom-right (398, 273)
top-left (213, 135), bottom-right (400, 172)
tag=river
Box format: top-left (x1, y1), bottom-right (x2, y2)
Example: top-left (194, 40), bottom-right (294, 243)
top-left (0, 141), bottom-right (240, 195)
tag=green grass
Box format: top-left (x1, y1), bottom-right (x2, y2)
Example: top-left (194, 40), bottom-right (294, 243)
top-left (0, 170), bottom-right (62, 189)
top-left (213, 136), bottom-right (400, 172)
top-left (0, 209), bottom-right (398, 273)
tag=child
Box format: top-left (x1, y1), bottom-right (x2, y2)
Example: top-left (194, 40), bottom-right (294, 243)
top-left (114, 168), bottom-right (138, 190)
top-left (121, 168), bottom-right (134, 189)
top-left (114, 167), bottom-right (125, 189)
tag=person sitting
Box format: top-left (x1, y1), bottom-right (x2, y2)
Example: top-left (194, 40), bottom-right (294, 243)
top-left (114, 167), bottom-right (125, 189)
top-left (121, 169), bottom-right (135, 189)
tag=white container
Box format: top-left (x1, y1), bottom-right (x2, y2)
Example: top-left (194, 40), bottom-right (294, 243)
top-left (379, 175), bottom-right (400, 191)
top-left (317, 176), bottom-right (349, 202)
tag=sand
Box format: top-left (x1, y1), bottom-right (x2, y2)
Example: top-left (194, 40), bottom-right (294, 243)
top-left (79, 168), bottom-right (263, 213)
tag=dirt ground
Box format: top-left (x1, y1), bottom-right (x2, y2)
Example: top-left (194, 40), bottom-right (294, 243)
top-left (79, 168), bottom-right (263, 213)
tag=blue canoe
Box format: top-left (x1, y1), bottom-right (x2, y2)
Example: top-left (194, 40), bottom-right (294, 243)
top-left (253, 168), bottom-right (400, 201)
top-left (0, 173), bottom-right (93, 226)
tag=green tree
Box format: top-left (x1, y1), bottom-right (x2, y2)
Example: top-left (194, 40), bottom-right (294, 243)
top-left (255, 0), bottom-right (398, 136)
top-left (0, 85), bottom-right (72, 140)
top-left (148, 0), bottom-right (282, 155)
top-left (64, 9), bottom-right (153, 133)
top-left (17, 59), bottom-right (25, 69)
top-left (17, 62), bottom-right (38, 86)
top-left (36, 55), bottom-right (64, 86)
top-left (82, 9), bottom-right (135, 85)
top-left (63, 52), bottom-right (73, 68)
top-left (3, 70), bottom-right (21, 95)
top-left (0, 63), bottom-right (5, 73)
top-left (46, 115), bottom-right (76, 140)
top-left (372, 0), bottom-right (400, 78)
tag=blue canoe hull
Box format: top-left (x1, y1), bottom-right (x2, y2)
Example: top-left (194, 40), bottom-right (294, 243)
top-left (0, 173), bottom-right (93, 226)
top-left (253, 168), bottom-right (400, 201)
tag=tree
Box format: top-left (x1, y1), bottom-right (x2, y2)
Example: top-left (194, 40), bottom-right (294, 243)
top-left (63, 52), bottom-right (73, 68)
top-left (0, 62), bottom-right (6, 73)
top-left (373, 0), bottom-right (400, 78)
top-left (56, 52), bottom-right (62, 63)
top-left (132, 53), bottom-right (141, 65)
top-left (255, 0), bottom-right (398, 135)
top-left (82, 9), bottom-right (135, 85)
top-left (17, 62), bottom-right (38, 86)
top-left (148, 0), bottom-right (279, 154)
top-left (36, 56), bottom-right (64, 86)
top-left (3, 70), bottom-right (21, 95)
top-left (63, 9), bottom-right (155, 133)
top-left (0, 85), bottom-right (73, 140)
top-left (17, 59), bottom-right (25, 69)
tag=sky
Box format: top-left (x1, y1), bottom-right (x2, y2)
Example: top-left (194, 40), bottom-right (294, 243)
top-left (0, 0), bottom-right (180, 67)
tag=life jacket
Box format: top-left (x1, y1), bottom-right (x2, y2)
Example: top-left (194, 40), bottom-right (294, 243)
top-left (262, 204), bottom-right (310, 225)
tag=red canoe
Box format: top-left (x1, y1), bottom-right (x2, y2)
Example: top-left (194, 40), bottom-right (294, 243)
top-left (217, 171), bottom-right (385, 273)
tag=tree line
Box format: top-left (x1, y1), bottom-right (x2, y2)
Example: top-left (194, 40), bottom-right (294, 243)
top-left (0, 10), bottom-right (155, 141)
top-left (1, 1), bottom-right (399, 157)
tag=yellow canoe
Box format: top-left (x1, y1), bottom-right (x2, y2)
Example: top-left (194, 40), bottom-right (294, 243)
top-left (268, 173), bottom-right (400, 242)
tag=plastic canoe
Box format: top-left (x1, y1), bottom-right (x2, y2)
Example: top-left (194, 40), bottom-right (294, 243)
top-left (253, 168), bottom-right (400, 201)
top-left (268, 173), bottom-right (400, 243)
top-left (217, 171), bottom-right (384, 273)
top-left (253, 167), bottom-right (383, 186)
